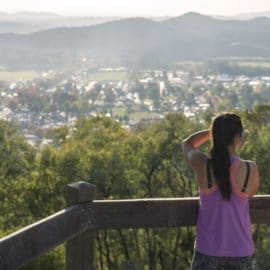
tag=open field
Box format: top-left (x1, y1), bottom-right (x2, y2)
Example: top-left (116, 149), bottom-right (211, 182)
top-left (0, 71), bottom-right (40, 82)
top-left (112, 107), bottom-right (127, 117)
top-left (176, 59), bottom-right (270, 68)
top-left (129, 111), bottom-right (164, 121)
top-left (89, 71), bottom-right (128, 82)
top-left (235, 61), bottom-right (270, 68)
top-left (175, 61), bottom-right (204, 68)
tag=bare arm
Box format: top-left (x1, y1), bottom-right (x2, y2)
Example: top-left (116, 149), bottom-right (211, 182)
top-left (182, 129), bottom-right (211, 169)
top-left (182, 129), bottom-right (211, 148)
top-left (248, 162), bottom-right (260, 198)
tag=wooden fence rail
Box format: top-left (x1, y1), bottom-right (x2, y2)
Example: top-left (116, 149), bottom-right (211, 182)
top-left (1, 181), bottom-right (270, 270)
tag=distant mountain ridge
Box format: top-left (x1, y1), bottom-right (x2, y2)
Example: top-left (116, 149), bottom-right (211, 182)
top-left (1, 12), bottom-right (270, 69)
top-left (0, 12), bottom-right (122, 33)
top-left (215, 11), bottom-right (270, 20)
top-left (2, 11), bottom-right (270, 34)
top-left (2, 10), bottom-right (270, 33)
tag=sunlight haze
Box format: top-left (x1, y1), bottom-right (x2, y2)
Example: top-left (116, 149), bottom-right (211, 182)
top-left (2, 0), bottom-right (270, 16)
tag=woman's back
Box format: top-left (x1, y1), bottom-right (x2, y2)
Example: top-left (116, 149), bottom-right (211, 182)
top-left (196, 157), bottom-right (255, 257)
top-left (195, 155), bottom-right (259, 197)
top-left (181, 112), bottom-right (260, 269)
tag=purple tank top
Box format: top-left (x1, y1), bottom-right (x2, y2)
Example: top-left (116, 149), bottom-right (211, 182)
top-left (195, 158), bottom-right (255, 257)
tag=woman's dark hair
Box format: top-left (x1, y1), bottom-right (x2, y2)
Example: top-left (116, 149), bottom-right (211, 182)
top-left (210, 113), bottom-right (243, 200)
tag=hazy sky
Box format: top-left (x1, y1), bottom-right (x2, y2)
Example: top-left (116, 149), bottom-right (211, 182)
top-left (2, 0), bottom-right (270, 17)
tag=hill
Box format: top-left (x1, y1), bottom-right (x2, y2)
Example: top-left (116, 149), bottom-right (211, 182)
top-left (1, 12), bottom-right (270, 69)
top-left (0, 12), bottom-right (122, 33)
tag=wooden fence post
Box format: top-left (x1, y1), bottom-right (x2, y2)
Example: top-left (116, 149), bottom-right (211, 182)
top-left (66, 182), bottom-right (96, 270)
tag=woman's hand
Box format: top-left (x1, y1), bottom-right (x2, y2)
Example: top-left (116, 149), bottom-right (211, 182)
top-left (182, 129), bottom-right (211, 149)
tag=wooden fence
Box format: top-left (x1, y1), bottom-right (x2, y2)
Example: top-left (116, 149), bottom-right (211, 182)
top-left (1, 181), bottom-right (270, 270)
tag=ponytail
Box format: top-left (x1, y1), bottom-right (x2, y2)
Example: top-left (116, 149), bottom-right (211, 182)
top-left (210, 113), bottom-right (243, 200)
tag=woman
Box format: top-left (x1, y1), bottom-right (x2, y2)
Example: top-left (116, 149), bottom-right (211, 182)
top-left (182, 113), bottom-right (260, 270)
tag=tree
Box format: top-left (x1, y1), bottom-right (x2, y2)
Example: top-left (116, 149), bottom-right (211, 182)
top-left (0, 120), bottom-right (36, 231)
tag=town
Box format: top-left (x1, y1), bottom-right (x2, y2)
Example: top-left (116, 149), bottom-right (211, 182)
top-left (0, 65), bottom-right (270, 146)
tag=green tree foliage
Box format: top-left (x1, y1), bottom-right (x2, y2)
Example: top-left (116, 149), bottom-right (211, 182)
top-left (2, 111), bottom-right (270, 269)
top-left (52, 114), bottom-right (200, 269)
top-left (0, 120), bottom-right (36, 232)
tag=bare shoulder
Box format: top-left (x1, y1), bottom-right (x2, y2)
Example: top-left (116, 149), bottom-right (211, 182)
top-left (242, 159), bottom-right (259, 174)
top-left (239, 159), bottom-right (260, 197)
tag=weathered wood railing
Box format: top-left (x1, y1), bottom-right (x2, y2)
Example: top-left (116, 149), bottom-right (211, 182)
top-left (1, 181), bottom-right (270, 270)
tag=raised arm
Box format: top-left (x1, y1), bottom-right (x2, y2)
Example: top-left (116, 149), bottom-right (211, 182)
top-left (181, 129), bottom-right (211, 169)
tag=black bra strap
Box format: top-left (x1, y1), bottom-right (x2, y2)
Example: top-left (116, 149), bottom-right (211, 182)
top-left (241, 162), bottom-right (250, 193)
top-left (206, 159), bottom-right (212, 188)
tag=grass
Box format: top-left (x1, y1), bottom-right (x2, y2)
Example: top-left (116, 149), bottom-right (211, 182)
top-left (176, 59), bottom-right (270, 69)
top-left (112, 107), bottom-right (157, 121)
top-left (88, 71), bottom-right (128, 82)
top-left (176, 61), bottom-right (203, 65)
top-left (234, 61), bottom-right (270, 68)
top-left (0, 71), bottom-right (40, 82)
top-left (129, 112), bottom-right (151, 121)
top-left (129, 111), bottom-right (163, 121)
top-left (112, 107), bottom-right (127, 117)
